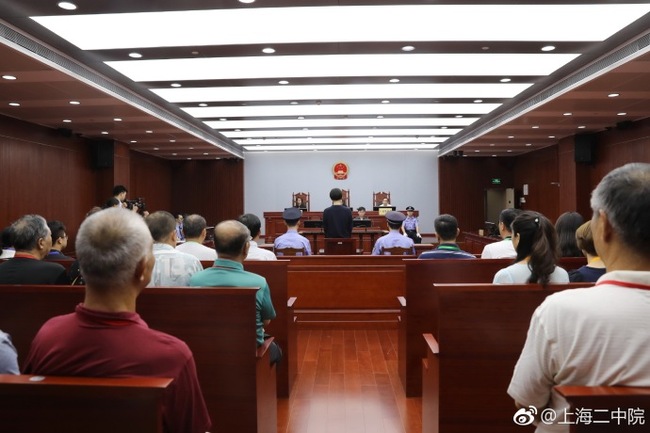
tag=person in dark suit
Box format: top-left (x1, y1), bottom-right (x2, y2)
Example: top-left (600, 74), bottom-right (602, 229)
top-left (0, 214), bottom-right (69, 284)
top-left (323, 188), bottom-right (353, 238)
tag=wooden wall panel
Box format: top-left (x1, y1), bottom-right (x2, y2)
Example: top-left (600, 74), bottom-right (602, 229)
top-left (171, 159), bottom-right (244, 226)
top-left (129, 151), bottom-right (173, 215)
top-left (512, 145), bottom-right (560, 221)
top-left (438, 157), bottom-right (515, 233)
top-left (0, 115), bottom-right (97, 251)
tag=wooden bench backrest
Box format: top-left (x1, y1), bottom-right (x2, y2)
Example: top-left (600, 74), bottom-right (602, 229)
top-left (0, 374), bottom-right (170, 433)
top-left (427, 283), bottom-right (590, 433)
top-left (399, 257), bottom-right (587, 396)
top-left (0, 285), bottom-right (272, 433)
top-left (555, 385), bottom-right (650, 433)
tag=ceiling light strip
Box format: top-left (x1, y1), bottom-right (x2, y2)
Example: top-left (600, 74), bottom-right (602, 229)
top-left (0, 20), bottom-right (242, 158)
top-left (237, 137), bottom-right (446, 145)
top-left (223, 128), bottom-right (461, 138)
top-left (244, 143), bottom-right (439, 152)
top-left (438, 27), bottom-right (650, 156)
top-left (205, 118), bottom-right (479, 129)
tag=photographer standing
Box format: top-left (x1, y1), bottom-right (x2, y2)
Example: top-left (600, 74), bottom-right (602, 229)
top-left (111, 185), bottom-right (140, 214)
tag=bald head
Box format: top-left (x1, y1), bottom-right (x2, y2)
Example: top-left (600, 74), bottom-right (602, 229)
top-left (76, 207), bottom-right (153, 290)
top-left (214, 220), bottom-right (250, 259)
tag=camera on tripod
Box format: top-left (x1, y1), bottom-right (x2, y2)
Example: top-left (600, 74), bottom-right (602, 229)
top-left (125, 197), bottom-right (146, 214)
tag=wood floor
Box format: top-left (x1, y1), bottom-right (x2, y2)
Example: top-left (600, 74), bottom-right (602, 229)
top-left (278, 328), bottom-right (422, 433)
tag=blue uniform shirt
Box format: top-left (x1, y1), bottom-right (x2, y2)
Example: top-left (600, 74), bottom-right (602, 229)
top-left (274, 228), bottom-right (312, 255)
top-left (372, 230), bottom-right (415, 255)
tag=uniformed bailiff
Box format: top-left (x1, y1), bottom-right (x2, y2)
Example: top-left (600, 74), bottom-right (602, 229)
top-left (372, 211), bottom-right (415, 255)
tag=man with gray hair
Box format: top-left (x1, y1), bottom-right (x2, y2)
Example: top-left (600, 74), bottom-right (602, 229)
top-left (191, 220), bottom-right (281, 364)
top-left (23, 207), bottom-right (211, 433)
top-left (175, 214), bottom-right (217, 261)
top-left (0, 214), bottom-right (68, 284)
top-left (508, 163), bottom-right (650, 433)
top-left (145, 210), bottom-right (203, 286)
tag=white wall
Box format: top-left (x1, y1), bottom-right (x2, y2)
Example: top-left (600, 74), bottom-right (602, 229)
top-left (244, 150), bottom-right (439, 234)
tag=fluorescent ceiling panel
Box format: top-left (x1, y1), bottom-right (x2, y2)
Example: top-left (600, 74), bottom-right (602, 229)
top-left (204, 118), bottom-right (479, 129)
top-left (236, 137), bottom-right (446, 145)
top-left (32, 4), bottom-right (650, 50)
top-left (151, 83), bottom-right (533, 103)
top-left (244, 143), bottom-right (439, 151)
top-left (223, 129), bottom-right (461, 138)
top-left (185, 103), bottom-right (500, 118)
top-left (108, 54), bottom-right (579, 82)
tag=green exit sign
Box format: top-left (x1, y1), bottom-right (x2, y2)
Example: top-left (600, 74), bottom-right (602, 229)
top-left (491, 178), bottom-right (502, 185)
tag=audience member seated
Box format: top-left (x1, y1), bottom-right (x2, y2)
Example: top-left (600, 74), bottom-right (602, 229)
top-left (145, 211), bottom-right (202, 286)
top-left (190, 220), bottom-right (282, 365)
top-left (323, 188), bottom-right (353, 239)
top-left (555, 211), bottom-right (584, 257)
top-left (274, 208), bottom-right (312, 255)
top-left (175, 214), bottom-right (185, 242)
top-left (493, 211), bottom-right (569, 285)
top-left (354, 206), bottom-right (369, 220)
top-left (238, 213), bottom-right (276, 261)
top-left (401, 206), bottom-right (422, 244)
top-left (44, 220), bottom-right (74, 261)
top-left (568, 220), bottom-right (606, 282)
top-left (0, 214), bottom-right (69, 284)
top-left (418, 214), bottom-right (475, 259)
top-left (480, 208), bottom-right (521, 259)
top-left (508, 162), bottom-right (650, 433)
top-left (372, 211), bottom-right (415, 255)
top-left (0, 226), bottom-right (15, 259)
top-left (175, 214), bottom-right (217, 261)
top-left (0, 330), bottom-right (19, 374)
top-left (23, 207), bottom-right (211, 433)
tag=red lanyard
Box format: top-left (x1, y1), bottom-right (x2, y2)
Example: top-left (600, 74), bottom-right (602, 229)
top-left (596, 280), bottom-right (650, 291)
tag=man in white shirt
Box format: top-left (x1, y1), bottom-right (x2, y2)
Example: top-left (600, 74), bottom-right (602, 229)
top-left (175, 214), bottom-right (217, 261)
top-left (145, 211), bottom-right (203, 286)
top-left (481, 208), bottom-right (520, 259)
top-left (508, 163), bottom-right (650, 433)
top-left (238, 213), bottom-right (276, 261)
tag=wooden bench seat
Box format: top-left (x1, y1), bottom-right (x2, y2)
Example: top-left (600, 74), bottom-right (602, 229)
top-left (400, 256), bottom-right (587, 396)
top-left (0, 374), bottom-right (171, 433)
top-left (555, 385), bottom-right (650, 432)
top-left (0, 285), bottom-right (277, 433)
top-left (421, 282), bottom-right (590, 433)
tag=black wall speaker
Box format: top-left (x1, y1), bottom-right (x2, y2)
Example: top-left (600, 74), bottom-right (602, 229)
top-left (574, 134), bottom-right (597, 164)
top-left (90, 139), bottom-right (114, 169)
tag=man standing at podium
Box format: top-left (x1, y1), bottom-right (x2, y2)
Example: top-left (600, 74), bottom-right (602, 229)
top-left (323, 188), bottom-right (353, 238)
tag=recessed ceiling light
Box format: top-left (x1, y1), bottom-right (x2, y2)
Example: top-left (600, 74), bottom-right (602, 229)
top-left (146, 130), bottom-right (153, 133)
top-left (578, 125), bottom-right (586, 129)
top-left (532, 125), bottom-right (539, 129)
top-left (549, 135), bottom-right (556, 138)
top-left (172, 152), bottom-right (177, 156)
top-left (2, 75), bottom-right (17, 80)
top-left (153, 147), bottom-right (159, 150)
top-left (187, 157), bottom-right (192, 160)
top-left (298, 116), bottom-right (304, 120)
top-left (441, 126), bottom-right (448, 129)
top-left (526, 143), bottom-right (532, 146)
top-left (170, 139), bottom-right (176, 142)
top-left (238, 0), bottom-right (255, 3)
top-left (474, 99), bottom-right (483, 103)
top-left (57, 2), bottom-right (77, 10)
top-left (113, 117), bottom-right (122, 121)
top-left (262, 47), bottom-right (275, 54)
top-left (63, 119), bottom-right (72, 123)
top-left (563, 112), bottom-right (572, 116)
top-left (171, 83), bottom-right (182, 88)
top-left (507, 150), bottom-right (513, 153)
top-left (508, 135), bottom-right (514, 139)
top-left (617, 112), bottom-right (627, 116)
top-left (401, 45), bottom-right (415, 52)
top-left (500, 78), bottom-right (512, 83)
top-left (608, 93), bottom-right (620, 98)
top-left (220, 118), bottom-right (227, 121)
top-left (189, 147), bottom-right (194, 150)
top-left (199, 103), bottom-right (208, 107)
top-left (377, 116), bottom-right (384, 119)
top-left (290, 101), bottom-right (298, 105)
top-left (278, 80), bottom-right (289, 85)
top-left (203, 152), bottom-right (209, 156)
top-left (69, 100), bottom-right (80, 105)
top-left (389, 78), bottom-right (400, 83)
top-left (9, 102), bottom-right (20, 107)
top-left (129, 52), bottom-right (142, 59)
top-left (130, 140), bottom-right (137, 143)
top-left (541, 45), bottom-right (556, 52)
top-left (489, 143), bottom-right (495, 146)
top-left (455, 115), bottom-right (463, 118)
top-left (475, 150), bottom-right (480, 153)
top-left (101, 131), bottom-right (109, 135)
top-left (492, 155), bottom-right (497, 157)
top-left (381, 100), bottom-right (390, 104)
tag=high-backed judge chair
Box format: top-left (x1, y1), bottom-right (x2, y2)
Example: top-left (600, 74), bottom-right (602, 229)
top-left (274, 247), bottom-right (307, 257)
top-left (292, 192), bottom-right (310, 211)
top-left (373, 191), bottom-right (391, 206)
top-left (341, 189), bottom-right (350, 207)
top-left (324, 238), bottom-right (357, 255)
top-left (380, 246), bottom-right (414, 256)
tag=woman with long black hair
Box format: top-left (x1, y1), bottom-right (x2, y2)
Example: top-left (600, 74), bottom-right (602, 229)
top-left (493, 211), bottom-right (569, 285)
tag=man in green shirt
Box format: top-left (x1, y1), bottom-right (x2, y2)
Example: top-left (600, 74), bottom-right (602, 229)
top-left (190, 220), bottom-right (281, 364)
